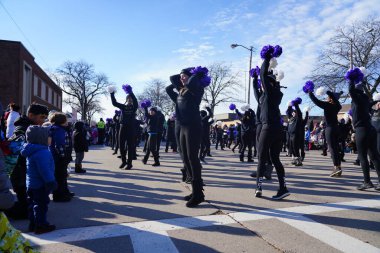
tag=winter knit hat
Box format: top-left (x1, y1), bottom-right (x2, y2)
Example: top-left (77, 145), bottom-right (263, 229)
top-left (26, 125), bottom-right (49, 146)
top-left (180, 68), bottom-right (194, 77)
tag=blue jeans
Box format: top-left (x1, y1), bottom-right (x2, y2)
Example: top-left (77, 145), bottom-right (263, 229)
top-left (27, 187), bottom-right (50, 226)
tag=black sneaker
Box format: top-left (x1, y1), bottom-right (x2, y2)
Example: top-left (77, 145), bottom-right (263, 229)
top-left (255, 188), bottom-right (262, 198)
top-left (35, 224), bottom-right (56, 234)
top-left (375, 184), bottom-right (380, 191)
top-left (53, 195), bottom-right (71, 202)
top-left (272, 188), bottom-right (290, 200)
top-left (119, 161), bottom-right (127, 169)
top-left (184, 193), bottom-right (192, 201)
top-left (250, 171), bottom-right (257, 178)
top-left (330, 168), bottom-right (342, 177)
top-left (125, 164), bottom-right (133, 170)
top-left (152, 162), bottom-right (160, 167)
top-left (186, 195), bottom-right (205, 208)
top-left (247, 159), bottom-right (254, 163)
top-left (142, 159), bottom-right (147, 165)
top-left (353, 160), bottom-right (360, 166)
top-left (357, 182), bottom-right (374, 191)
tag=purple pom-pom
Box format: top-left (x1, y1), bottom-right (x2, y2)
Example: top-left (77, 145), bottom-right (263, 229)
top-left (114, 110), bottom-right (118, 114)
top-left (226, 130), bottom-right (230, 135)
top-left (140, 101), bottom-right (147, 108)
top-left (249, 66), bottom-right (260, 78)
top-left (303, 80), bottom-right (315, 94)
top-left (229, 103), bottom-right (236, 110)
top-left (190, 66), bottom-right (208, 76)
top-left (273, 45), bottom-right (283, 58)
top-left (201, 75), bottom-right (211, 87)
top-left (257, 79), bottom-right (262, 89)
top-left (348, 109), bottom-right (352, 116)
top-left (345, 67), bottom-right (364, 84)
top-left (122, 84), bottom-right (132, 94)
top-left (144, 99), bottom-right (152, 108)
top-left (260, 45), bottom-right (274, 59)
top-left (292, 97), bottom-right (302, 105)
top-left (191, 66), bottom-right (211, 87)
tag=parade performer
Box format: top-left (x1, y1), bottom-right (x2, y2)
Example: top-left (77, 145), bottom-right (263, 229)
top-left (300, 107), bottom-right (309, 161)
top-left (166, 66), bottom-right (210, 207)
top-left (346, 68), bottom-right (380, 190)
top-left (251, 67), bottom-right (274, 179)
top-left (109, 85), bottom-right (138, 170)
top-left (231, 122), bottom-right (242, 153)
top-left (141, 102), bottom-right (160, 167)
top-left (306, 82), bottom-right (343, 176)
top-left (156, 107), bottom-right (165, 155)
top-left (286, 97), bottom-right (303, 166)
top-left (255, 45), bottom-right (289, 199)
top-left (165, 114), bottom-right (177, 153)
top-left (215, 122), bottom-right (224, 150)
top-left (199, 105), bottom-right (213, 161)
top-left (235, 105), bottom-right (255, 163)
top-left (112, 110), bottom-right (121, 154)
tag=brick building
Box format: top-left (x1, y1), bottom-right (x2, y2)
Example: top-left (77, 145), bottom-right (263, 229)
top-left (0, 39), bottom-right (62, 114)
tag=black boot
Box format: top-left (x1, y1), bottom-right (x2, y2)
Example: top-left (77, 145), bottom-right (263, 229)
top-left (186, 180), bottom-right (205, 208)
top-left (119, 158), bottom-right (127, 169)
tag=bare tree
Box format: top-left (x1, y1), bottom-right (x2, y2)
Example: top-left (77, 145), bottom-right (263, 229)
top-left (53, 60), bottom-right (110, 121)
top-left (307, 18), bottom-right (380, 98)
top-left (203, 62), bottom-right (243, 113)
top-left (137, 79), bottom-right (174, 117)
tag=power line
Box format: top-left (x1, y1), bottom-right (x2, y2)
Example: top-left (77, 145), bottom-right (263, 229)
top-left (0, 1), bottom-right (51, 69)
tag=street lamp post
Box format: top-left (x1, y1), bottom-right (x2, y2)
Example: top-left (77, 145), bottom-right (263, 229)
top-left (349, 28), bottom-right (374, 70)
top-left (231, 44), bottom-right (255, 104)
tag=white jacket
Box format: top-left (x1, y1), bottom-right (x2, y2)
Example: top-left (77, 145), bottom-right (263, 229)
top-left (6, 111), bottom-right (20, 139)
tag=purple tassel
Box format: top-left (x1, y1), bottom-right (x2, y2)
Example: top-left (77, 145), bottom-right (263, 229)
top-left (303, 80), bottom-right (315, 93)
top-left (273, 45), bottom-right (283, 58)
top-left (260, 45), bottom-right (274, 59)
top-left (229, 103), bottom-right (236, 110)
top-left (345, 67), bottom-right (364, 84)
top-left (122, 84), bottom-right (133, 94)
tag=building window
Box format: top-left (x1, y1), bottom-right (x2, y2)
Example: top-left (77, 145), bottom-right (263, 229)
top-left (54, 92), bottom-right (57, 107)
top-left (41, 81), bottom-right (46, 100)
top-left (33, 75), bottom-right (38, 96)
top-left (48, 87), bottom-right (52, 104)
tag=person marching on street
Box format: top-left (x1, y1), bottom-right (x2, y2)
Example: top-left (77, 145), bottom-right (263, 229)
top-left (286, 97), bottom-right (304, 167)
top-left (109, 84), bottom-right (138, 170)
top-left (255, 45), bottom-right (289, 200)
top-left (199, 105), bottom-right (213, 162)
top-left (166, 66), bottom-right (211, 207)
top-left (306, 83), bottom-right (343, 176)
top-left (141, 103), bottom-right (160, 167)
top-left (346, 67), bottom-right (380, 190)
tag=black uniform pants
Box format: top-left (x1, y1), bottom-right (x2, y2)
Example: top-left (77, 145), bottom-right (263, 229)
top-left (240, 133), bottom-right (253, 160)
top-left (355, 126), bottom-right (380, 183)
top-left (119, 124), bottom-right (136, 164)
top-left (325, 126), bottom-right (341, 166)
top-left (256, 125), bottom-right (286, 188)
top-left (144, 134), bottom-right (159, 163)
top-left (215, 136), bottom-right (224, 150)
top-left (180, 123), bottom-right (203, 185)
top-left (289, 133), bottom-right (301, 158)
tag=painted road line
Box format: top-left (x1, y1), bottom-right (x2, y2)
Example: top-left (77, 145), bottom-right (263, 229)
top-left (278, 215), bottom-right (380, 253)
top-left (23, 198), bottom-right (380, 248)
top-left (130, 231), bottom-right (179, 253)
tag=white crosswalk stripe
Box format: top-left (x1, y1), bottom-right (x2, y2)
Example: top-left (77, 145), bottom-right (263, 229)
top-left (23, 198), bottom-right (380, 253)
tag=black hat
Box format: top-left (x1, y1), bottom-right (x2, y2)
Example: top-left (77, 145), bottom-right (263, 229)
top-left (327, 91), bottom-right (343, 100)
top-left (180, 68), bottom-right (193, 77)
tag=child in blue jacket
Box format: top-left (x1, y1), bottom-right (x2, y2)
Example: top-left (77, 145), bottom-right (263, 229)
top-left (21, 125), bottom-right (56, 234)
top-left (49, 113), bottom-right (73, 202)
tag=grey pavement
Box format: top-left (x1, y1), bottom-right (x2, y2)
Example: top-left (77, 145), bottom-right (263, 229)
top-left (10, 144), bottom-right (380, 253)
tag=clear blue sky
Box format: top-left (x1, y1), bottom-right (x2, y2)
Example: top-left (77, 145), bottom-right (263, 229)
top-left (1, 0), bottom-right (379, 120)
